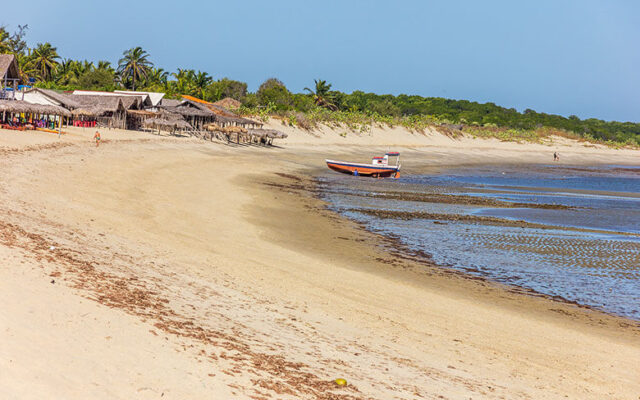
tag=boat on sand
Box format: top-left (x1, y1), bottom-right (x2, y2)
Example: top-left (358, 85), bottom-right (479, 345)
top-left (326, 152), bottom-right (401, 178)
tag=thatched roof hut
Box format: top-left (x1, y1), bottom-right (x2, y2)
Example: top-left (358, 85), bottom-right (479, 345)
top-left (162, 104), bottom-right (212, 118)
top-left (72, 90), bottom-right (150, 108)
top-left (69, 95), bottom-right (137, 112)
top-left (159, 98), bottom-right (181, 107)
top-left (223, 125), bottom-right (247, 134)
top-left (204, 123), bottom-right (222, 131)
top-left (179, 96), bottom-right (261, 127)
top-left (203, 123), bottom-right (247, 133)
top-left (248, 128), bottom-right (288, 139)
top-left (126, 109), bottom-right (157, 117)
top-left (71, 106), bottom-right (108, 117)
top-left (143, 117), bottom-right (192, 131)
top-left (114, 90), bottom-right (165, 107)
top-left (0, 100), bottom-right (71, 117)
top-left (213, 114), bottom-right (261, 127)
top-left (22, 88), bottom-right (81, 109)
top-left (0, 54), bottom-right (20, 83)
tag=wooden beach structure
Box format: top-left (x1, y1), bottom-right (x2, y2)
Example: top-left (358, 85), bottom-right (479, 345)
top-left (0, 99), bottom-right (71, 132)
top-left (22, 88), bottom-right (81, 109)
top-left (67, 95), bottom-right (141, 129)
top-left (0, 54), bottom-right (21, 101)
top-left (143, 116), bottom-right (192, 134)
top-left (11, 85), bottom-right (287, 146)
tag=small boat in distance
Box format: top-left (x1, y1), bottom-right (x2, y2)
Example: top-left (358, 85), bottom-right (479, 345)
top-left (326, 152), bottom-right (401, 178)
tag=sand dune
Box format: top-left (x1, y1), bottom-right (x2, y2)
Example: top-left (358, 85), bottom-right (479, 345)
top-left (0, 124), bottom-right (639, 399)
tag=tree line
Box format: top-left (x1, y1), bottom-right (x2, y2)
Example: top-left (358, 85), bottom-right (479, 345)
top-left (1, 25), bottom-right (638, 144)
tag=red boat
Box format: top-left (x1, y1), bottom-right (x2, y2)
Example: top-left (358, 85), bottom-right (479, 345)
top-left (326, 152), bottom-right (401, 178)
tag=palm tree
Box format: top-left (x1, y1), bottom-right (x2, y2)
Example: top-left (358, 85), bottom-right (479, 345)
top-left (117, 46), bottom-right (153, 90)
top-left (54, 58), bottom-right (76, 85)
top-left (96, 60), bottom-right (114, 73)
top-left (78, 60), bottom-right (95, 74)
top-left (172, 68), bottom-right (196, 95)
top-left (0, 28), bottom-right (11, 53)
top-left (30, 42), bottom-right (61, 81)
top-left (16, 52), bottom-right (37, 83)
top-left (147, 67), bottom-right (168, 85)
top-left (304, 79), bottom-right (337, 110)
top-left (193, 71), bottom-right (212, 99)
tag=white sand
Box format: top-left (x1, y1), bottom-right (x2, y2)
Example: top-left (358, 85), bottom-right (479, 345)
top-left (0, 124), bottom-right (639, 399)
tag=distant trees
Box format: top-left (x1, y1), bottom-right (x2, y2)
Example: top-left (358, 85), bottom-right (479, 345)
top-left (257, 78), bottom-right (292, 111)
top-left (205, 78), bottom-right (247, 102)
top-left (0, 28), bottom-right (11, 53)
top-left (193, 71), bottom-right (212, 99)
top-left (0, 24), bottom-right (28, 55)
top-left (304, 79), bottom-right (337, 110)
top-left (77, 69), bottom-right (114, 90)
top-left (30, 43), bottom-right (60, 81)
top-left (142, 67), bottom-right (168, 91)
top-left (117, 47), bottom-right (153, 90)
top-left (0, 23), bottom-right (637, 145)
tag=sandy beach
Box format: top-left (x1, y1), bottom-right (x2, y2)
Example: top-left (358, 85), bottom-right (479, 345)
top-left (1, 124), bottom-right (639, 399)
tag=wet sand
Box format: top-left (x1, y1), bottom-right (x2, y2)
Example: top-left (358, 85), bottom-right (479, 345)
top-left (1, 125), bottom-right (640, 399)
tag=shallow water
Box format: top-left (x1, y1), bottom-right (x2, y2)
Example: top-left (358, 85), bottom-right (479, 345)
top-left (320, 164), bottom-right (640, 320)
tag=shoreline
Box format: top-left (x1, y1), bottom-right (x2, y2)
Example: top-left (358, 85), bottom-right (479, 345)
top-left (311, 163), bottom-right (640, 322)
top-left (1, 126), bottom-right (640, 398)
top-left (268, 170), bottom-right (640, 328)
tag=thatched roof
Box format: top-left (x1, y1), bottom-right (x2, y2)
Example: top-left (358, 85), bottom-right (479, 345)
top-left (72, 90), bottom-right (148, 108)
top-left (71, 106), bottom-right (108, 117)
top-left (28, 88), bottom-right (82, 108)
top-left (0, 100), bottom-right (71, 116)
top-left (160, 103), bottom-right (214, 118)
top-left (114, 90), bottom-right (164, 107)
top-left (181, 95), bottom-right (238, 117)
top-left (160, 98), bottom-right (181, 107)
top-left (222, 125), bottom-right (247, 134)
top-left (68, 95), bottom-right (128, 113)
top-left (143, 117), bottom-right (192, 130)
top-left (120, 96), bottom-right (140, 109)
top-left (204, 123), bottom-right (249, 134)
top-left (158, 96), bottom-right (260, 128)
top-left (215, 114), bottom-right (262, 126)
top-left (173, 96), bottom-right (261, 126)
top-left (212, 97), bottom-right (242, 110)
top-left (127, 109), bottom-right (157, 117)
top-left (248, 128), bottom-right (288, 139)
top-left (0, 54), bottom-right (20, 81)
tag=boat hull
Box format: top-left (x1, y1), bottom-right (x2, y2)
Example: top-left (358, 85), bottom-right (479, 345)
top-left (326, 160), bottom-right (400, 178)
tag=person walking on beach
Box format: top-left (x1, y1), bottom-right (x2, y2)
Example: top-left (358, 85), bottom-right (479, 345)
top-left (93, 131), bottom-right (101, 147)
top-left (553, 151), bottom-right (559, 162)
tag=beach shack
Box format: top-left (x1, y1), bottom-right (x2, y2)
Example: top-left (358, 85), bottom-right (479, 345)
top-left (180, 95), bottom-right (262, 130)
top-left (22, 88), bottom-right (80, 109)
top-left (158, 98), bottom-right (216, 130)
top-left (68, 95), bottom-right (141, 129)
top-left (0, 100), bottom-right (71, 131)
top-left (114, 90), bottom-right (165, 110)
top-left (0, 54), bottom-right (21, 100)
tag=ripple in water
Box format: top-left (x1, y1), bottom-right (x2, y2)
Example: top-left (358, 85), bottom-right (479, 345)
top-left (321, 164), bottom-right (640, 320)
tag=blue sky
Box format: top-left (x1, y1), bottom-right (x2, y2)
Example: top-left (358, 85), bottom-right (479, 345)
top-left (3, 0), bottom-right (639, 122)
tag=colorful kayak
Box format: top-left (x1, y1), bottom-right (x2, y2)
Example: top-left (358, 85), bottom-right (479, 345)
top-left (326, 152), bottom-right (401, 178)
top-left (36, 127), bottom-right (66, 134)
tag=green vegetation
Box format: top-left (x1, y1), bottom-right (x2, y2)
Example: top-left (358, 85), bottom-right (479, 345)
top-left (304, 79), bottom-right (337, 110)
top-left (0, 24), bottom-right (638, 146)
top-left (117, 46), bottom-right (152, 91)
